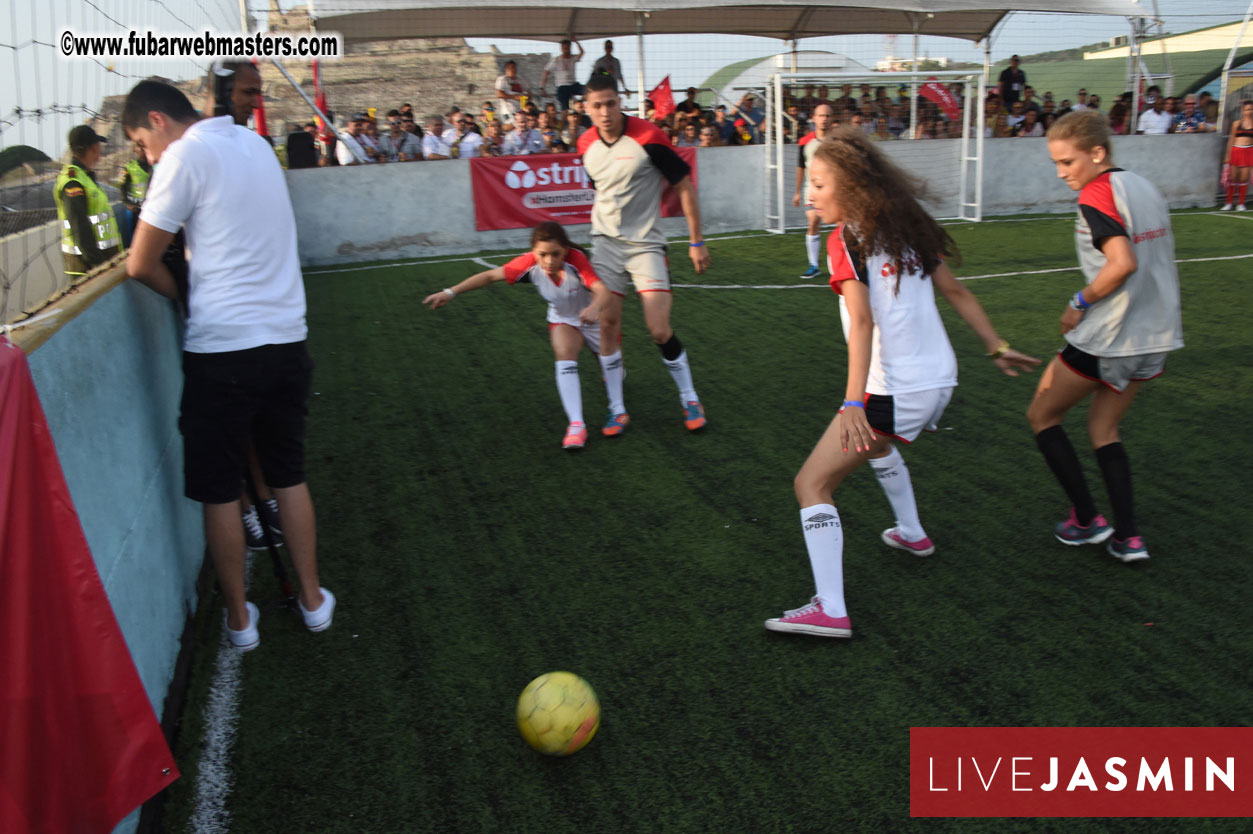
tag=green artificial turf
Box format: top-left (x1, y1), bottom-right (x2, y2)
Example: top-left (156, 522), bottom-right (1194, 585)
top-left (161, 211), bottom-right (1253, 833)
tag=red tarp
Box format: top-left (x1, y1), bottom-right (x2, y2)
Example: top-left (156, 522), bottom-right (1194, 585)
top-left (469, 147), bottom-right (697, 231)
top-left (0, 337), bottom-right (179, 833)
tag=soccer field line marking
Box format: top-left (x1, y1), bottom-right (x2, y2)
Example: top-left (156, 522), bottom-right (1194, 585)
top-left (1204, 210), bottom-right (1253, 222)
top-left (672, 252), bottom-right (1253, 289)
top-left (304, 217), bottom-right (1249, 278)
top-left (189, 556), bottom-right (254, 834)
top-left (189, 634), bottom-right (242, 834)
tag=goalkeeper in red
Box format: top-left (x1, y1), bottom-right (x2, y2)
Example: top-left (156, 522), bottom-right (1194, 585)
top-left (578, 73), bottom-right (710, 435)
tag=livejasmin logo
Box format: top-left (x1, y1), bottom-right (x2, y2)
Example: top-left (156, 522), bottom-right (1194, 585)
top-left (910, 727), bottom-right (1252, 818)
top-left (927, 755), bottom-right (1235, 793)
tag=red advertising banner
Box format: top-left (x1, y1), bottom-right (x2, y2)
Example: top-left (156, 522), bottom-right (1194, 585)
top-left (0, 338), bottom-right (179, 833)
top-left (911, 727), bottom-right (1252, 818)
top-left (920, 76), bottom-right (962, 123)
top-left (469, 148), bottom-right (697, 232)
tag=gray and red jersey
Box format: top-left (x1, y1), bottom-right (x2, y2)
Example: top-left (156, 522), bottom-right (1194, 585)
top-left (828, 225), bottom-right (957, 396)
top-left (503, 247), bottom-right (602, 324)
top-left (1069, 169), bottom-right (1184, 358)
top-left (577, 115), bottom-right (690, 245)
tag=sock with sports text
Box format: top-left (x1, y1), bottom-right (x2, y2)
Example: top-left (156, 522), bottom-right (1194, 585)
top-left (805, 234), bottom-right (821, 268)
top-left (799, 503), bottom-right (847, 618)
top-left (869, 446), bottom-right (926, 541)
top-left (658, 335), bottom-right (697, 402)
top-left (1095, 442), bottom-right (1137, 540)
top-left (555, 360), bottom-right (583, 425)
top-left (597, 351), bottom-right (626, 415)
top-left (1035, 425), bottom-right (1098, 525)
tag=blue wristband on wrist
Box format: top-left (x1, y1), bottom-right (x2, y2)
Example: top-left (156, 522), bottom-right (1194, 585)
top-left (689, 241), bottom-right (705, 247)
top-left (1072, 291), bottom-right (1090, 310)
top-left (842, 400), bottom-right (864, 409)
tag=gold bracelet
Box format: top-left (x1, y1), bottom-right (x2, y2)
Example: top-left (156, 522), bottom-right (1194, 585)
top-left (987, 339), bottom-right (1010, 359)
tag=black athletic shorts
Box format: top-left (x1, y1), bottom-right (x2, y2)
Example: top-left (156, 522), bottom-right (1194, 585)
top-left (180, 341), bottom-right (313, 504)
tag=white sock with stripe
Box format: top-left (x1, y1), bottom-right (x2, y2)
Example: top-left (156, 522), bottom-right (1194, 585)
top-left (869, 446), bottom-right (925, 541)
top-left (799, 503), bottom-right (847, 617)
top-left (597, 351), bottom-right (626, 415)
top-left (805, 234), bottom-right (821, 268)
top-left (663, 350), bottom-right (697, 403)
top-left (555, 361), bottom-right (583, 425)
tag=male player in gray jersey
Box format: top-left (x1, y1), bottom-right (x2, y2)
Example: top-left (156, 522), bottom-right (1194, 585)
top-left (578, 73), bottom-right (710, 434)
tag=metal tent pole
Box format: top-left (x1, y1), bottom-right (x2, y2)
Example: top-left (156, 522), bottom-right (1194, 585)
top-left (636, 13), bottom-right (646, 118)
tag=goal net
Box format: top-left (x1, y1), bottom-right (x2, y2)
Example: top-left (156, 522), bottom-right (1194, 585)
top-left (760, 69), bottom-right (986, 231)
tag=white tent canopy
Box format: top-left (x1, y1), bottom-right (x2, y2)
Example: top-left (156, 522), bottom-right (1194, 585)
top-left (311, 0), bottom-right (1147, 45)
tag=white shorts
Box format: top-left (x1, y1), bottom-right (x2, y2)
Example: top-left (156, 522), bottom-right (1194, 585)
top-left (864, 387), bottom-right (954, 444)
top-left (590, 236), bottom-right (670, 295)
top-left (548, 316), bottom-right (602, 353)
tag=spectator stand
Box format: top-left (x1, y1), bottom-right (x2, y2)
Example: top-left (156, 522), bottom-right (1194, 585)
top-left (764, 69), bottom-right (986, 232)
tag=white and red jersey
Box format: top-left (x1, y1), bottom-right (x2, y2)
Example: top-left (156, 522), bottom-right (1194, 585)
top-left (827, 225), bottom-right (957, 395)
top-left (577, 115), bottom-right (690, 246)
top-left (1069, 169), bottom-right (1183, 358)
top-left (502, 247), bottom-right (602, 325)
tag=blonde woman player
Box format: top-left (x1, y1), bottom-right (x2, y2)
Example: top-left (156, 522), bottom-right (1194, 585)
top-left (1222, 100), bottom-right (1253, 211)
top-left (1027, 109), bottom-right (1183, 562)
top-left (764, 130), bottom-right (1039, 639)
top-left (423, 222), bottom-right (622, 450)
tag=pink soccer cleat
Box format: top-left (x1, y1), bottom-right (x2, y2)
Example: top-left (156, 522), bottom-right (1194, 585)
top-left (881, 526), bottom-right (936, 557)
top-left (764, 596), bottom-right (852, 638)
top-left (562, 421), bottom-right (588, 450)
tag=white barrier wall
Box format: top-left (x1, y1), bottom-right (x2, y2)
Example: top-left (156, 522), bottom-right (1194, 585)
top-left (286, 134), bottom-right (1222, 267)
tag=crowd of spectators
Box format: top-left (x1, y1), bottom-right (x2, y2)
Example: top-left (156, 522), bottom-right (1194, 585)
top-left (282, 47), bottom-right (1219, 168)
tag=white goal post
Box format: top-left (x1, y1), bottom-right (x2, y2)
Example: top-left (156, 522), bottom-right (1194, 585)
top-left (763, 69), bottom-right (987, 233)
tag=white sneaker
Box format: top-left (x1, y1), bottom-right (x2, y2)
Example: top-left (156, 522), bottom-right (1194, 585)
top-left (1238, 204), bottom-right (1248, 212)
top-left (225, 602), bottom-right (260, 651)
top-left (299, 587), bottom-right (336, 632)
top-left (1220, 203), bottom-right (1233, 211)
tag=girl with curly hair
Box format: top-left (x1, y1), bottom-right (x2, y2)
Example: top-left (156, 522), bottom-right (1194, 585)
top-left (764, 130), bottom-right (1039, 638)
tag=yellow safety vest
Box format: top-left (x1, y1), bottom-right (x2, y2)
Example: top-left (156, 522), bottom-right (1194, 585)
top-left (122, 158), bottom-right (150, 206)
top-left (54, 163), bottom-right (122, 276)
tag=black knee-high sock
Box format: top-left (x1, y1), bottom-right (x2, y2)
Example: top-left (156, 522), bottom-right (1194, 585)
top-left (658, 333), bottom-right (684, 361)
top-left (1035, 425), bottom-right (1097, 524)
top-left (1095, 442), bottom-right (1136, 540)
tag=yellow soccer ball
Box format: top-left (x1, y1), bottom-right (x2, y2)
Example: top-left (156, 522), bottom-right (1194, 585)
top-left (516, 671), bottom-right (600, 756)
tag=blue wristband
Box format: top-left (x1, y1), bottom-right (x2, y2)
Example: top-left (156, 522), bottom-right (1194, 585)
top-left (689, 241), bottom-right (705, 247)
top-left (841, 400), bottom-right (864, 409)
top-left (1071, 291), bottom-right (1090, 310)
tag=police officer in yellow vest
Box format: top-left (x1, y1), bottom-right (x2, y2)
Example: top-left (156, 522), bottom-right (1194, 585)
top-left (54, 124), bottom-right (122, 278)
top-left (118, 142), bottom-right (151, 247)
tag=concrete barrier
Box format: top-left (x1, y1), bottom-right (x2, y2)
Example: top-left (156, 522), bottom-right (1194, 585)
top-left (289, 135), bottom-right (1225, 267)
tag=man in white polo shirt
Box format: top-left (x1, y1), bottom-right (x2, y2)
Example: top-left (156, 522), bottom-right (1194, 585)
top-left (123, 80), bottom-right (335, 652)
top-left (1138, 97), bottom-right (1173, 135)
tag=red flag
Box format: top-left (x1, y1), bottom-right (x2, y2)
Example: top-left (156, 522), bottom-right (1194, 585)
top-left (649, 75), bottom-right (675, 121)
top-left (251, 61), bottom-right (269, 137)
top-left (312, 59), bottom-right (331, 142)
top-left (920, 76), bottom-right (962, 123)
top-left (0, 338), bottom-right (179, 833)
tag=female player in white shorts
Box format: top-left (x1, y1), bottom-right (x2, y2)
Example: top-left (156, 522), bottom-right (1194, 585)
top-left (1027, 109), bottom-right (1183, 562)
top-left (764, 130), bottom-right (1039, 639)
top-left (422, 222), bottom-right (621, 450)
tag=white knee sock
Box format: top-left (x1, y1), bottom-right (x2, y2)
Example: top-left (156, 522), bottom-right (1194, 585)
top-left (555, 360), bottom-right (583, 425)
top-left (663, 350), bottom-right (697, 403)
top-left (805, 234), bottom-right (821, 268)
top-left (869, 446), bottom-right (925, 540)
top-left (597, 351), bottom-right (626, 414)
top-left (799, 503), bottom-right (847, 617)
